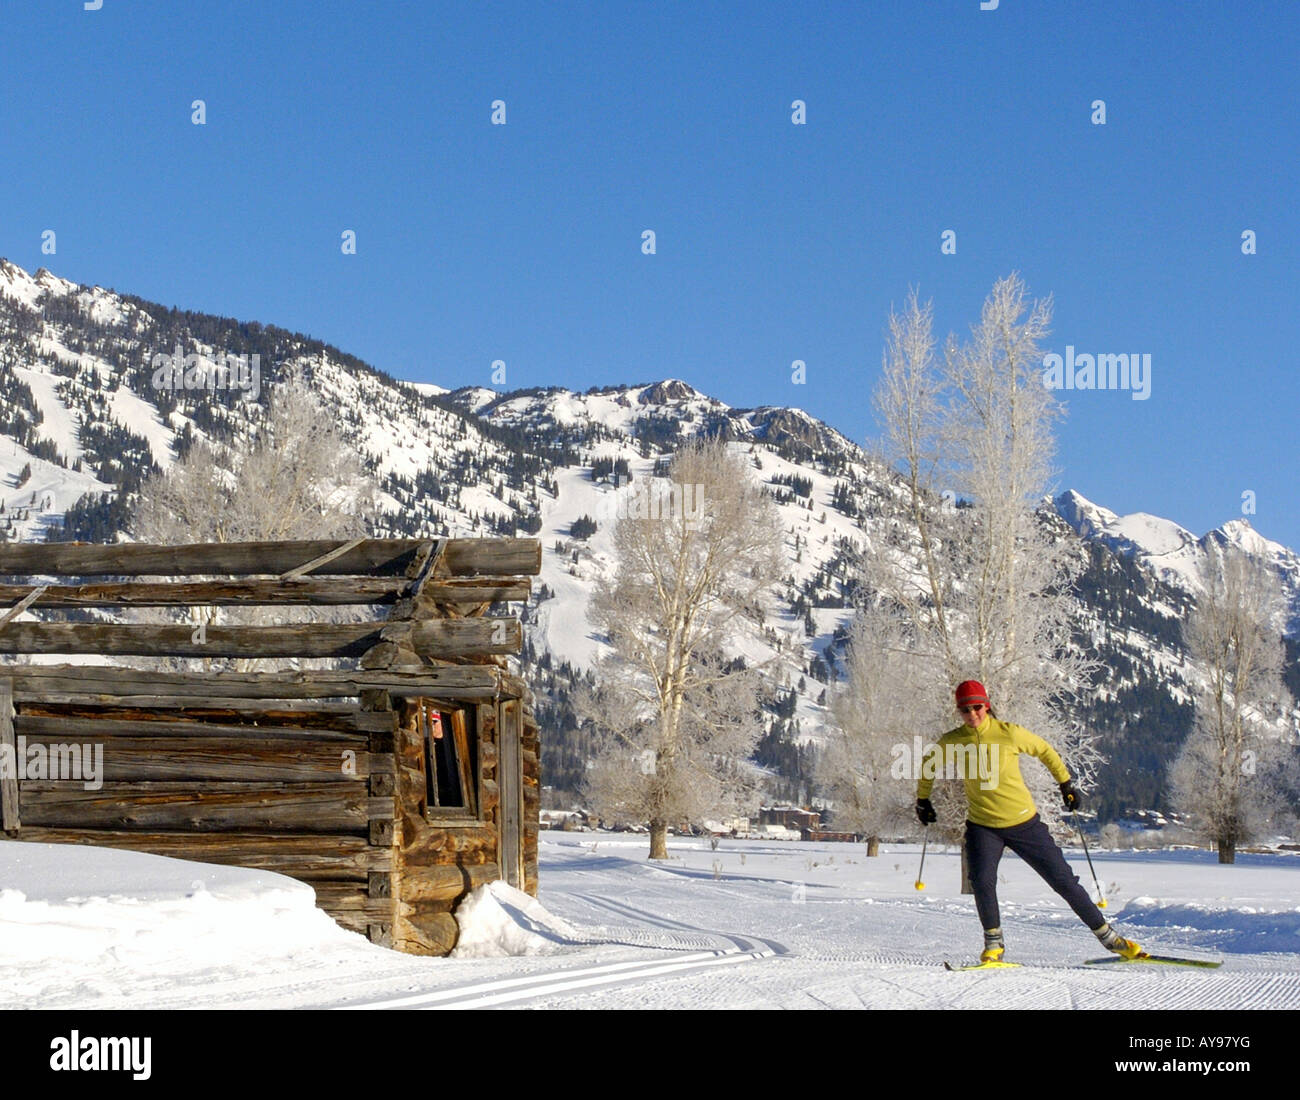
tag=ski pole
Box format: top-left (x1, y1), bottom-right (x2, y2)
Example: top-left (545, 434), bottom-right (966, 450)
top-left (915, 825), bottom-right (928, 891)
top-left (1071, 809), bottom-right (1106, 909)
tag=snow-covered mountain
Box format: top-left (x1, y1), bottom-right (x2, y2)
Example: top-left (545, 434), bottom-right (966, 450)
top-left (1054, 489), bottom-right (1300, 631)
top-left (1, 257), bottom-right (1295, 820)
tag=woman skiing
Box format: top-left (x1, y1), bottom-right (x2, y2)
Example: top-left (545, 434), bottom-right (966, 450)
top-left (915, 680), bottom-right (1142, 964)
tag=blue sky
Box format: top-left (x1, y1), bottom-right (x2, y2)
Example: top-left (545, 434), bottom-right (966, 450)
top-left (1, 1), bottom-right (1296, 548)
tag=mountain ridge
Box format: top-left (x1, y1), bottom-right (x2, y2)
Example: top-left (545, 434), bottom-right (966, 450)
top-left (2, 257), bottom-right (1295, 820)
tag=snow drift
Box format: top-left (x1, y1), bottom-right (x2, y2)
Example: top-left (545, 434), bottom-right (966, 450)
top-left (451, 880), bottom-right (582, 958)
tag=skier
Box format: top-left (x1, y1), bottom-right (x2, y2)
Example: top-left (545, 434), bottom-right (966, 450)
top-left (915, 680), bottom-right (1142, 965)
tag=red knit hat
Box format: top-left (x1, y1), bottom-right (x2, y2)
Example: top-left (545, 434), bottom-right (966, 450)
top-left (955, 680), bottom-right (990, 707)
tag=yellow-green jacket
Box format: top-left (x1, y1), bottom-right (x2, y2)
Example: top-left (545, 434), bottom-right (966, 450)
top-left (915, 715), bottom-right (1071, 828)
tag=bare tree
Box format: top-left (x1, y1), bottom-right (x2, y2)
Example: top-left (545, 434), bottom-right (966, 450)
top-left (1169, 546), bottom-right (1296, 862)
top-left (582, 438), bottom-right (784, 859)
top-left (129, 373), bottom-right (378, 671)
top-left (856, 276), bottom-right (1101, 873)
top-left (133, 374), bottom-right (376, 544)
top-left (817, 607), bottom-right (923, 855)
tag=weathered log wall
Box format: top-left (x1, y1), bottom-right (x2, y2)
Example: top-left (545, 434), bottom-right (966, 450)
top-left (0, 537), bottom-right (542, 955)
top-left (2, 691), bottom-right (401, 940)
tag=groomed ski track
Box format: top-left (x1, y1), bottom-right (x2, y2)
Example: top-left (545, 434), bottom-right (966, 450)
top-left (343, 894), bottom-right (788, 1010)
top-left (315, 835), bottom-right (1300, 1011)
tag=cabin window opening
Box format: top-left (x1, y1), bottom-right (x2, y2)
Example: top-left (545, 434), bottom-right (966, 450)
top-left (413, 700), bottom-right (478, 818)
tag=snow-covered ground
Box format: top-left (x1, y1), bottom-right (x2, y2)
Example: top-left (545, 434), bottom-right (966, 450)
top-left (3, 834), bottom-right (1299, 1010)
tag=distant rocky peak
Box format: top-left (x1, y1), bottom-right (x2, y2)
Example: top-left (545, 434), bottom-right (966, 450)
top-left (638, 379), bottom-right (698, 405)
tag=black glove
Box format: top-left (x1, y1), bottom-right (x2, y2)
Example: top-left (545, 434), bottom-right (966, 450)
top-left (1060, 781), bottom-right (1082, 811)
top-left (916, 798), bottom-right (937, 825)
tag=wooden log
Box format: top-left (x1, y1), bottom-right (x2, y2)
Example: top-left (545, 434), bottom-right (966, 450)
top-left (0, 585), bottom-right (49, 627)
top-left (413, 578), bottom-right (532, 604)
top-left (6, 827), bottom-right (392, 876)
top-left (0, 577), bottom-right (531, 610)
top-left (385, 646), bottom-right (442, 673)
top-left (0, 619), bottom-right (520, 659)
top-left (7, 664), bottom-right (524, 700)
top-left (11, 737), bottom-right (390, 784)
top-left (0, 577), bottom-right (409, 608)
top-left (358, 689), bottom-right (392, 715)
top-left (418, 813), bottom-right (488, 833)
top-left (0, 538), bottom-right (540, 578)
top-left (0, 681), bottom-right (17, 832)
top-left (403, 540), bottom-right (440, 582)
top-left (14, 697), bottom-right (397, 720)
top-left (394, 754), bottom-right (423, 784)
top-left (387, 578), bottom-right (531, 623)
top-left (392, 540), bottom-right (445, 621)
top-left (0, 623), bottom-right (388, 658)
top-left (15, 706), bottom-right (394, 733)
top-left (358, 642), bottom-right (402, 669)
top-left (16, 715), bottom-right (369, 744)
top-left (277, 537), bottom-right (367, 580)
top-left (403, 619), bottom-right (521, 658)
top-left (17, 783), bottom-right (392, 832)
top-left (305, 882), bottom-right (402, 920)
top-left (403, 828), bottom-right (498, 861)
top-left (439, 540), bottom-right (540, 579)
top-left (394, 910), bottom-right (459, 955)
top-left (398, 861), bottom-right (500, 904)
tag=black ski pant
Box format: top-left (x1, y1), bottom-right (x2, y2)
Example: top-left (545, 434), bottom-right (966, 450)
top-left (966, 814), bottom-right (1105, 932)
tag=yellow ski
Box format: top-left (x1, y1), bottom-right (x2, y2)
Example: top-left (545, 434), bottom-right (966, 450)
top-left (1084, 953), bottom-right (1221, 969)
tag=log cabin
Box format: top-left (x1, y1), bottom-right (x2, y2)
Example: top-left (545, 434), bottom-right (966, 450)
top-left (0, 536), bottom-right (542, 955)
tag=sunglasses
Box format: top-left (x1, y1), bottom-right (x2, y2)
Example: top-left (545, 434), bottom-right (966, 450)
top-left (958, 704), bottom-right (986, 714)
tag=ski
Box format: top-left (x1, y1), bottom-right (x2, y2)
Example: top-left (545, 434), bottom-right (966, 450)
top-left (1084, 953), bottom-right (1222, 969)
top-left (944, 953), bottom-right (1221, 972)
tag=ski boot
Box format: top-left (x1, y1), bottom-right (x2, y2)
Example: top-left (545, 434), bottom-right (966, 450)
top-left (980, 927), bottom-right (1005, 964)
top-left (1094, 922), bottom-right (1143, 959)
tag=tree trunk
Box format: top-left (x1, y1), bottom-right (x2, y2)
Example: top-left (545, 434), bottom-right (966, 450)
top-left (1217, 834), bottom-right (1236, 864)
top-left (649, 820), bottom-right (669, 860)
top-left (866, 835), bottom-right (880, 857)
top-left (960, 837), bottom-right (973, 894)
